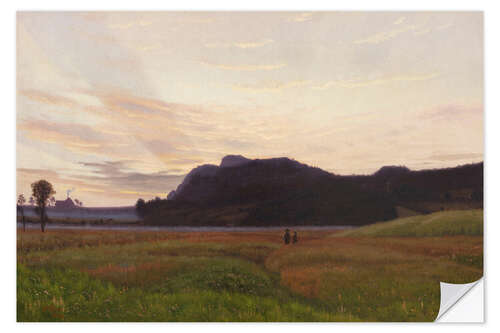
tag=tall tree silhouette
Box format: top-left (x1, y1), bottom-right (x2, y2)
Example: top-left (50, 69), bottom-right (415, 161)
top-left (135, 198), bottom-right (146, 218)
top-left (17, 194), bottom-right (26, 232)
top-left (31, 180), bottom-right (55, 232)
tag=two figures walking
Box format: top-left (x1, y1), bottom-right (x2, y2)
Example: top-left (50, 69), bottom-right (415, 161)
top-left (283, 228), bottom-right (298, 245)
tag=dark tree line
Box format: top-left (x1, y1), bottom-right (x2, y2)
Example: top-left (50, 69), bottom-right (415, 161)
top-left (135, 197), bottom-right (166, 219)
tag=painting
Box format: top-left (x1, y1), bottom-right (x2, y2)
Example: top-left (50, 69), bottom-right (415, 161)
top-left (16, 11), bottom-right (483, 322)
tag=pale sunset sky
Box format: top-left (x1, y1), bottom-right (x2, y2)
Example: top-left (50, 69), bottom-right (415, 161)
top-left (16, 12), bottom-right (483, 207)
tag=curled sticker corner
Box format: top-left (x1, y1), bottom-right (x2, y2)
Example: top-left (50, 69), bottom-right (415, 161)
top-left (435, 278), bottom-right (482, 321)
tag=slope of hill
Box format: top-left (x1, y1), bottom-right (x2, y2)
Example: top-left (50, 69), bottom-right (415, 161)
top-left (139, 155), bottom-right (483, 227)
top-left (334, 209), bottom-right (483, 237)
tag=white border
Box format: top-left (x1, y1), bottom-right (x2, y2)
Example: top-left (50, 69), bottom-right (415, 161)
top-left (2, 1), bottom-right (499, 332)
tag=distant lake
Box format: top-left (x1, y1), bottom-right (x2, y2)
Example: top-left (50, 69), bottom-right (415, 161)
top-left (21, 206), bottom-right (138, 221)
top-left (17, 222), bottom-right (355, 232)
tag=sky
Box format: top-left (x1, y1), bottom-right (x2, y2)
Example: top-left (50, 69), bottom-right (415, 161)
top-left (16, 11), bottom-right (483, 207)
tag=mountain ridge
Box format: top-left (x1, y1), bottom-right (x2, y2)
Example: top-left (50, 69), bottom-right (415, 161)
top-left (139, 155), bottom-right (483, 227)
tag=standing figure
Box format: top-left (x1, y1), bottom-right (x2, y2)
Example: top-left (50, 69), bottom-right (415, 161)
top-left (292, 231), bottom-right (298, 244)
top-left (283, 229), bottom-right (291, 245)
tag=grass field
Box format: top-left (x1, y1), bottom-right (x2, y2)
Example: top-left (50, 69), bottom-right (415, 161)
top-left (336, 209), bottom-right (483, 237)
top-left (17, 210), bottom-right (483, 322)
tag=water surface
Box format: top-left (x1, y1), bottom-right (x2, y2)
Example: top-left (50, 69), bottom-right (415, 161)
top-left (17, 222), bottom-right (355, 232)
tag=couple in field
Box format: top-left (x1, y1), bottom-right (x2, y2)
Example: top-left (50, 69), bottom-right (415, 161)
top-left (283, 229), bottom-right (298, 245)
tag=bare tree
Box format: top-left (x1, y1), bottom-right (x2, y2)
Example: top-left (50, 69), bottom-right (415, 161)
top-left (17, 194), bottom-right (26, 232)
top-left (31, 180), bottom-right (56, 232)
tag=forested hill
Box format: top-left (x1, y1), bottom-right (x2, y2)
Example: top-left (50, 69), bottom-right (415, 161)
top-left (138, 155), bottom-right (483, 227)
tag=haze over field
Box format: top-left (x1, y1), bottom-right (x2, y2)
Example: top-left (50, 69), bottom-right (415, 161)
top-left (17, 12), bottom-right (483, 206)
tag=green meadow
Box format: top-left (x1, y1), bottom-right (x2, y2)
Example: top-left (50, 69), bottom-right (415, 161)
top-left (17, 210), bottom-right (483, 322)
top-left (336, 209), bottom-right (483, 237)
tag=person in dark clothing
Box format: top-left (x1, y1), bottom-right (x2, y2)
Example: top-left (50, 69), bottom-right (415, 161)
top-left (283, 229), bottom-right (291, 245)
top-left (292, 231), bottom-right (298, 244)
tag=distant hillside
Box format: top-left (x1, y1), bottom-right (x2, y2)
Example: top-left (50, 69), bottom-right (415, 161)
top-left (140, 156), bottom-right (483, 227)
top-left (334, 209), bottom-right (483, 237)
top-left (346, 162), bottom-right (483, 213)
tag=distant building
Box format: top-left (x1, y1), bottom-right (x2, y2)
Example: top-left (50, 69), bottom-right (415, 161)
top-left (55, 198), bottom-right (76, 209)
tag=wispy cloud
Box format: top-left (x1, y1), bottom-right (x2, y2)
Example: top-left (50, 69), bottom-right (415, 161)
top-left (156, 155), bottom-right (204, 167)
top-left (133, 43), bottom-right (164, 52)
top-left (119, 190), bottom-right (165, 196)
top-left (355, 20), bottom-right (454, 45)
top-left (312, 73), bottom-right (440, 90)
top-left (17, 167), bottom-right (105, 200)
top-left (413, 28), bottom-right (432, 36)
top-left (287, 13), bottom-right (313, 23)
top-left (17, 87), bottom-right (307, 177)
top-left (427, 153), bottom-right (483, 162)
top-left (200, 61), bottom-right (287, 71)
top-left (95, 92), bottom-right (179, 119)
top-left (205, 39), bottom-right (274, 49)
top-left (18, 119), bottom-right (110, 152)
top-left (234, 39), bottom-right (274, 49)
top-left (436, 23), bottom-right (453, 31)
top-left (418, 104), bottom-right (482, 121)
top-left (19, 90), bottom-right (77, 108)
top-left (78, 160), bottom-right (185, 197)
top-left (17, 12), bottom-right (483, 207)
top-left (354, 24), bottom-right (418, 44)
top-left (108, 20), bottom-right (153, 30)
top-left (18, 167), bottom-right (61, 181)
top-left (233, 80), bottom-right (311, 93)
top-left (176, 16), bottom-right (216, 24)
top-left (393, 17), bottom-right (406, 25)
top-left (18, 163), bottom-right (184, 202)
